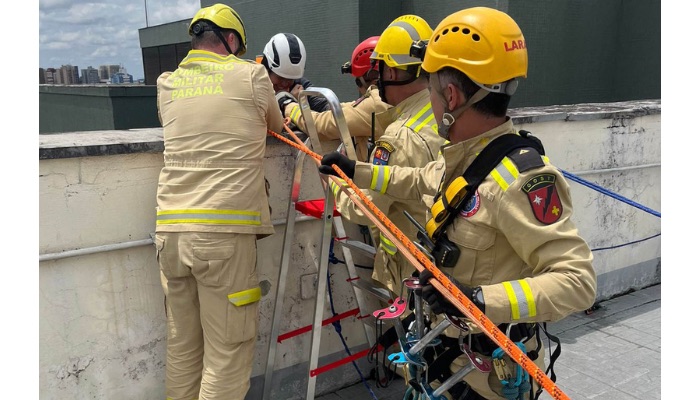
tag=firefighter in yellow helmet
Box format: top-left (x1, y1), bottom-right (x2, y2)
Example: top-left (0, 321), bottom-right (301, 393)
top-left (323, 15), bottom-right (445, 297)
top-left (155, 4), bottom-right (283, 400)
top-left (320, 7), bottom-right (596, 399)
top-left (278, 36), bottom-right (390, 162)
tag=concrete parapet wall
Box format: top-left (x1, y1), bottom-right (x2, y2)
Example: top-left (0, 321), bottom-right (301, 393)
top-left (38, 99), bottom-right (660, 399)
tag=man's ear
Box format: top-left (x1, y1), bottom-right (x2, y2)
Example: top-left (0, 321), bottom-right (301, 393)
top-left (446, 83), bottom-right (462, 110)
top-left (228, 32), bottom-right (240, 54)
top-left (386, 66), bottom-right (397, 82)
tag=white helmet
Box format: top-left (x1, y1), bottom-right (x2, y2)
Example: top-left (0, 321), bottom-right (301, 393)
top-left (262, 33), bottom-right (307, 79)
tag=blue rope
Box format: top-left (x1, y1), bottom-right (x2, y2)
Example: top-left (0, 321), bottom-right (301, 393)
top-left (327, 241), bottom-right (380, 400)
top-left (591, 233), bottom-right (660, 252)
top-left (560, 169), bottom-right (660, 218)
top-left (560, 169), bottom-right (661, 252)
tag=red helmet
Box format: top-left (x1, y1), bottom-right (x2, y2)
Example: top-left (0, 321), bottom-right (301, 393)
top-left (343, 36), bottom-right (380, 77)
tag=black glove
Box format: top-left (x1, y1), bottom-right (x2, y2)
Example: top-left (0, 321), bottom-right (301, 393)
top-left (275, 91), bottom-right (296, 114)
top-left (415, 269), bottom-right (484, 317)
top-left (319, 151), bottom-right (356, 179)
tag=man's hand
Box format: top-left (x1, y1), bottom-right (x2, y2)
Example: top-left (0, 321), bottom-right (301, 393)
top-left (275, 91), bottom-right (296, 114)
top-left (291, 83), bottom-right (304, 98)
top-left (319, 151), bottom-right (356, 179)
top-left (415, 269), bottom-right (483, 317)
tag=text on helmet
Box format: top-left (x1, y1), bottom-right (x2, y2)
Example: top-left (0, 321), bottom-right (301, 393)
top-left (504, 40), bottom-right (526, 52)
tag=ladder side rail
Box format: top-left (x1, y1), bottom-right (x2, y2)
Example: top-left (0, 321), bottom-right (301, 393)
top-left (331, 215), bottom-right (378, 346)
top-left (297, 87), bottom-right (357, 161)
top-left (305, 185), bottom-right (336, 400)
top-left (298, 88), bottom-right (378, 346)
top-left (262, 141), bottom-right (309, 400)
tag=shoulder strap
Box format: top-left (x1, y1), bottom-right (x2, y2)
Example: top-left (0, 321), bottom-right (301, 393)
top-left (434, 131), bottom-right (544, 238)
top-left (463, 130), bottom-right (544, 184)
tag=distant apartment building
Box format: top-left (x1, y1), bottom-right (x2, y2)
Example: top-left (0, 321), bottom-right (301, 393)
top-left (41, 63), bottom-right (134, 84)
top-left (110, 72), bottom-right (134, 84)
top-left (44, 68), bottom-right (58, 84)
top-left (57, 65), bottom-right (79, 84)
top-left (81, 66), bottom-right (101, 84)
top-left (99, 64), bottom-right (121, 81)
top-left (98, 65), bottom-right (109, 80)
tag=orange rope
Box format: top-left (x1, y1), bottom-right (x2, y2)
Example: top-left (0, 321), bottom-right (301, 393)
top-left (268, 126), bottom-right (571, 400)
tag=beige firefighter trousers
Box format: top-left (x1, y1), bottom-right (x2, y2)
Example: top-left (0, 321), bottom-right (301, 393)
top-left (155, 231), bottom-right (259, 400)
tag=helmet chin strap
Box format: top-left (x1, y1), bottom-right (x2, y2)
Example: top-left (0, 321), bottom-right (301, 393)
top-left (437, 88), bottom-right (490, 140)
top-left (213, 29), bottom-right (237, 55)
top-left (377, 61), bottom-right (419, 103)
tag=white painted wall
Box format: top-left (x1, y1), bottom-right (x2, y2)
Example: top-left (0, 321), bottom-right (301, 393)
top-left (38, 100), bottom-right (661, 399)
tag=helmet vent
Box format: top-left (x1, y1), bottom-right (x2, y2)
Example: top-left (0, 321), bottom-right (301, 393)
top-left (452, 27), bottom-right (459, 32)
top-left (462, 28), bottom-right (471, 35)
top-left (284, 33), bottom-right (303, 65)
top-left (472, 34), bottom-right (481, 42)
top-left (355, 49), bottom-right (372, 62)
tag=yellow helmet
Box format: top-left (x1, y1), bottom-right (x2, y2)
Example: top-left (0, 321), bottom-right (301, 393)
top-left (421, 7), bottom-right (527, 87)
top-left (189, 3), bottom-right (247, 55)
top-left (370, 15), bottom-right (433, 69)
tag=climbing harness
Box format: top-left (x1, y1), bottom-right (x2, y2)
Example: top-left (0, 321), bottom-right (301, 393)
top-left (269, 124), bottom-right (571, 399)
top-left (425, 131), bottom-right (544, 245)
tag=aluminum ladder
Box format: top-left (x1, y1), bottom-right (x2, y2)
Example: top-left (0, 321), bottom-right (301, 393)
top-left (262, 87), bottom-right (392, 400)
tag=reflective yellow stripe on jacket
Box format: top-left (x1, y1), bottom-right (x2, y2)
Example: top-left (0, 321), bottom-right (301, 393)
top-left (156, 209), bottom-right (261, 225)
top-left (502, 279), bottom-right (536, 320)
top-left (329, 179), bottom-right (349, 197)
top-left (370, 165), bottom-right (391, 194)
top-left (490, 156), bottom-right (520, 191)
top-left (379, 232), bottom-right (398, 255)
top-left (490, 154), bottom-right (551, 191)
top-left (179, 50), bottom-right (250, 66)
top-left (405, 101), bottom-right (438, 134)
top-left (289, 104), bottom-right (303, 126)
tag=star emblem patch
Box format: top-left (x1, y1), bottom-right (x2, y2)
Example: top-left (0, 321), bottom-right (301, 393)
top-left (521, 174), bottom-right (563, 225)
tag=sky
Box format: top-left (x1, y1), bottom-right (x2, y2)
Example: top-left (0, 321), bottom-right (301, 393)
top-left (39, 0), bottom-right (201, 80)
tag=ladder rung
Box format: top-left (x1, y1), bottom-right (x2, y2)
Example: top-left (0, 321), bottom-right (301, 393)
top-left (349, 278), bottom-right (393, 302)
top-left (277, 308), bottom-right (360, 343)
top-left (336, 239), bottom-right (376, 257)
top-left (309, 344), bottom-right (382, 377)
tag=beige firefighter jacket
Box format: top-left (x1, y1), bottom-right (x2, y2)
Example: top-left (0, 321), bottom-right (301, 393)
top-left (330, 89), bottom-right (446, 295)
top-left (284, 86), bottom-right (390, 162)
top-left (155, 49), bottom-right (284, 238)
top-left (352, 118), bottom-right (597, 331)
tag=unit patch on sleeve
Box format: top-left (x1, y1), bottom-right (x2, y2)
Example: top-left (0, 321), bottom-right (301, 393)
top-left (459, 191), bottom-right (481, 218)
top-left (521, 173), bottom-right (562, 224)
top-left (352, 91), bottom-right (370, 107)
top-left (372, 140), bottom-right (395, 165)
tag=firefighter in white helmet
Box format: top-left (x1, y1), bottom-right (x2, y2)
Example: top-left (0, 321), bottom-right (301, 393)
top-left (154, 4), bottom-right (283, 400)
top-left (324, 15), bottom-right (446, 297)
top-left (278, 36), bottom-right (390, 162)
top-left (320, 7), bottom-right (596, 399)
top-left (260, 32), bottom-right (329, 112)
